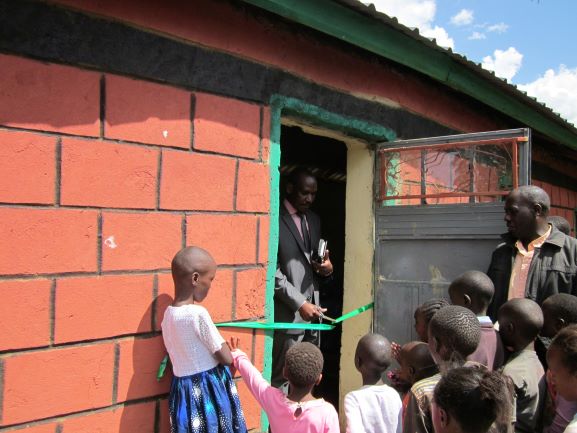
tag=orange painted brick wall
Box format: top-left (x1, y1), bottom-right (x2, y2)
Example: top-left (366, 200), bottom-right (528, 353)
top-left (0, 53), bottom-right (270, 432)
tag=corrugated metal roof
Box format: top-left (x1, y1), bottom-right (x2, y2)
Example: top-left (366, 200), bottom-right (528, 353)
top-left (240, 0), bottom-right (577, 150)
top-left (334, 0), bottom-right (575, 130)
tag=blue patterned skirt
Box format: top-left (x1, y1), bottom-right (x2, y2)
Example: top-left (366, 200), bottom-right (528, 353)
top-left (169, 365), bottom-right (248, 433)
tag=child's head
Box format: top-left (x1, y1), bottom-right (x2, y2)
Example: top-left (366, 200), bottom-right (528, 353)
top-left (448, 271), bottom-right (494, 316)
top-left (398, 341), bottom-right (437, 385)
top-left (547, 324), bottom-right (577, 402)
top-left (541, 294), bottom-right (577, 338)
top-left (548, 215), bottom-right (572, 236)
top-left (414, 298), bottom-right (451, 342)
top-left (354, 333), bottom-right (392, 379)
top-left (284, 342), bottom-right (324, 389)
top-left (171, 246), bottom-right (217, 302)
top-left (432, 367), bottom-right (513, 433)
top-left (497, 298), bottom-right (543, 352)
top-left (428, 305), bottom-right (481, 365)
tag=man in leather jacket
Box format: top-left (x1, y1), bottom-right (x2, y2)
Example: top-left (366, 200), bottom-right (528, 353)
top-left (487, 185), bottom-right (577, 320)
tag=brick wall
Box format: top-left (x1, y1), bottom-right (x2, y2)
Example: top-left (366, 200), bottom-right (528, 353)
top-left (0, 53), bottom-right (269, 432)
top-left (533, 180), bottom-right (577, 235)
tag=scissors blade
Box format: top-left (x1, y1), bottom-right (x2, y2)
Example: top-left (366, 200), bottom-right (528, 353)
top-left (320, 313), bottom-right (336, 322)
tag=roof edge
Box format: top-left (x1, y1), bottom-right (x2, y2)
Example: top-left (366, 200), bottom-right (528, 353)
top-left (240, 0), bottom-right (577, 150)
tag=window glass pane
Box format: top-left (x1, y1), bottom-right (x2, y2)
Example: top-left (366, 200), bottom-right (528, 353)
top-left (379, 142), bottom-right (514, 206)
top-left (425, 148), bottom-right (471, 204)
top-left (381, 150), bottom-right (422, 205)
top-left (474, 144), bottom-right (513, 202)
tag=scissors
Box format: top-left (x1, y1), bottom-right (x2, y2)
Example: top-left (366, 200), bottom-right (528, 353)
top-left (318, 311), bottom-right (336, 323)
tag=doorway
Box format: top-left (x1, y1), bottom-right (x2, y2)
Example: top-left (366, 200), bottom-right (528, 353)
top-left (279, 124), bottom-right (347, 409)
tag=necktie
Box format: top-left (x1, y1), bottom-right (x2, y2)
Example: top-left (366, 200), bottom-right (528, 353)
top-left (299, 212), bottom-right (311, 253)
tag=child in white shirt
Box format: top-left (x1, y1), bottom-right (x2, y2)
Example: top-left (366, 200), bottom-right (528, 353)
top-left (344, 333), bottom-right (403, 433)
top-left (161, 247), bottom-right (247, 433)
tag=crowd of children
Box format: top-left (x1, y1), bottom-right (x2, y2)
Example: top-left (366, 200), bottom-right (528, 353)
top-left (161, 246), bottom-right (577, 433)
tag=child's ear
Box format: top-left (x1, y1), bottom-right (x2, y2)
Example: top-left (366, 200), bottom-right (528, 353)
top-left (555, 318), bottom-right (566, 333)
top-left (191, 271), bottom-right (200, 285)
top-left (315, 373), bottom-right (323, 386)
top-left (507, 322), bottom-right (515, 334)
top-left (409, 366), bottom-right (416, 377)
top-left (286, 183), bottom-right (294, 195)
top-left (439, 407), bottom-right (449, 428)
top-left (463, 294), bottom-right (472, 307)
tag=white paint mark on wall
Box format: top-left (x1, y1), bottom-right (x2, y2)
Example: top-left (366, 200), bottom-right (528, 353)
top-left (162, 130), bottom-right (169, 138)
top-left (104, 235), bottom-right (117, 249)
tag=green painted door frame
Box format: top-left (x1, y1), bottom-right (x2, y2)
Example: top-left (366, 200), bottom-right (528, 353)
top-left (262, 94), bottom-right (394, 431)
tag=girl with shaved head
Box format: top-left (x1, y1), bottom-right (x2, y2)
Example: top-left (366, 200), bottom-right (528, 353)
top-left (162, 247), bottom-right (247, 433)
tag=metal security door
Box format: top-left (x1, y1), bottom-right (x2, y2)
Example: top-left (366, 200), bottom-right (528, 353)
top-left (374, 129), bottom-right (530, 345)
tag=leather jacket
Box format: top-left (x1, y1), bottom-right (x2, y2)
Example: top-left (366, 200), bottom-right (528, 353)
top-left (487, 226), bottom-right (577, 320)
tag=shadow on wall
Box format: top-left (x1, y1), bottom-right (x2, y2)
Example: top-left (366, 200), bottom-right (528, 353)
top-left (118, 292), bottom-right (173, 433)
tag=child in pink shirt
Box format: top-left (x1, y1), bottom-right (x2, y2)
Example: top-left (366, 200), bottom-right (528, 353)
top-left (229, 338), bottom-right (339, 433)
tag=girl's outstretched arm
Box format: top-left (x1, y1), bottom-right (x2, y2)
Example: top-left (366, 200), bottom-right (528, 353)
top-left (228, 337), bottom-right (277, 413)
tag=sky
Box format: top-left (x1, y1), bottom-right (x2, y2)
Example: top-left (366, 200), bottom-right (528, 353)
top-left (360, 0), bottom-right (577, 126)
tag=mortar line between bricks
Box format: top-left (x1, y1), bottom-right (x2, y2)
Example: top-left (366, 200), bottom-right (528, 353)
top-left (0, 203), bottom-right (268, 216)
top-left (151, 274), bottom-right (158, 331)
top-left (100, 74), bottom-right (106, 138)
top-left (250, 328), bottom-right (257, 365)
top-left (190, 93), bottom-right (196, 151)
top-left (231, 270), bottom-right (238, 321)
top-left (50, 279), bottom-right (57, 345)
top-left (154, 399), bottom-right (161, 433)
top-left (0, 126), bottom-right (261, 160)
top-left (0, 358), bottom-right (4, 426)
top-left (0, 264), bottom-right (263, 281)
top-left (233, 159), bottom-right (240, 211)
top-left (255, 217), bottom-right (261, 264)
top-left (0, 331), bottom-right (164, 358)
top-left (181, 214), bottom-right (187, 249)
top-left (55, 137), bottom-right (62, 206)
top-left (258, 106), bottom-right (264, 162)
top-left (112, 342), bottom-right (120, 404)
top-left (156, 150), bottom-right (163, 210)
top-left (97, 212), bottom-right (103, 274)
top-left (0, 394), bottom-right (170, 431)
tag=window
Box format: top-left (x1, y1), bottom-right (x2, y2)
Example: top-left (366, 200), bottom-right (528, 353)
top-left (379, 136), bottom-right (524, 206)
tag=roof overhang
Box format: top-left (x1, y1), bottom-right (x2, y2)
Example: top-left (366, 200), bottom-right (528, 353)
top-left (240, 0), bottom-right (577, 150)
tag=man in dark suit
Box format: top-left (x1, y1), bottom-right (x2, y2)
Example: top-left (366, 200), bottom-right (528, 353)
top-left (272, 168), bottom-right (334, 387)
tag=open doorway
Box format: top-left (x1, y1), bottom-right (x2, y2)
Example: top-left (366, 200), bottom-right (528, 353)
top-left (279, 124), bottom-right (347, 410)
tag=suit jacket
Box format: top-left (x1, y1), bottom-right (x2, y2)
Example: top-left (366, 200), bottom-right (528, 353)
top-left (275, 202), bottom-right (323, 334)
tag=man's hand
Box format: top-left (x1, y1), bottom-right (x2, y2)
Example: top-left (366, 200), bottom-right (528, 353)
top-left (298, 301), bottom-right (327, 321)
top-left (312, 249), bottom-right (333, 277)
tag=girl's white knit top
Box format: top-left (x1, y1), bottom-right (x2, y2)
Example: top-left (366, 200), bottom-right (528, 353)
top-left (161, 304), bottom-right (225, 377)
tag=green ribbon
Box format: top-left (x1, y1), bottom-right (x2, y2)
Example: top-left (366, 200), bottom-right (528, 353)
top-left (215, 301), bottom-right (374, 330)
top-left (157, 302), bottom-right (373, 380)
top-left (157, 354), bottom-right (169, 381)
